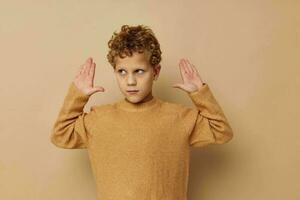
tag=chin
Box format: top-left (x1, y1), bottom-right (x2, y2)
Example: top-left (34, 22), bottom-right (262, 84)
top-left (126, 95), bottom-right (143, 103)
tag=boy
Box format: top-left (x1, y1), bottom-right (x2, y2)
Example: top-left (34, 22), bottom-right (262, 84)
top-left (50, 24), bottom-right (233, 200)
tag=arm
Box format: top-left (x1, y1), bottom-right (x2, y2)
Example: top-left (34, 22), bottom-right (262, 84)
top-left (172, 58), bottom-right (233, 148)
top-left (187, 83), bottom-right (233, 147)
top-left (50, 82), bottom-right (97, 149)
top-left (50, 57), bottom-right (105, 149)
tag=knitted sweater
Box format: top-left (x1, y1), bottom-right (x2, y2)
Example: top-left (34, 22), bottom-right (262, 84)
top-left (50, 82), bottom-right (233, 200)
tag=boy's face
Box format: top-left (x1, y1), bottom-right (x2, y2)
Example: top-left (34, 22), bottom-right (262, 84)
top-left (114, 51), bottom-right (161, 103)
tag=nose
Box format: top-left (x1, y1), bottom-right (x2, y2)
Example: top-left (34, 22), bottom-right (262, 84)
top-left (127, 74), bottom-right (137, 85)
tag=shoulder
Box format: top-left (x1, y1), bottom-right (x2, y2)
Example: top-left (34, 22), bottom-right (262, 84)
top-left (159, 99), bottom-right (199, 130)
top-left (162, 99), bottom-right (199, 132)
top-left (159, 99), bottom-right (198, 118)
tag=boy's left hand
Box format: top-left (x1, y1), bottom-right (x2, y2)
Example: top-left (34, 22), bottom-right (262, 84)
top-left (172, 58), bottom-right (204, 93)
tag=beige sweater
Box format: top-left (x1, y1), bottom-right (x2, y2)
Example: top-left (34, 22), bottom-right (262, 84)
top-left (50, 82), bottom-right (233, 200)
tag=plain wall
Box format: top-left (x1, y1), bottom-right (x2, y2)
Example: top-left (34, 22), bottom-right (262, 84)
top-left (0, 0), bottom-right (299, 199)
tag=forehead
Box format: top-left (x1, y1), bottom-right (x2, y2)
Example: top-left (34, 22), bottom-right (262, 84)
top-left (115, 51), bottom-right (150, 68)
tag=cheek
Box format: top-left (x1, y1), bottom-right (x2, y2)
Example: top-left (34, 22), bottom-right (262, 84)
top-left (139, 75), bottom-right (154, 87)
top-left (142, 73), bottom-right (154, 81)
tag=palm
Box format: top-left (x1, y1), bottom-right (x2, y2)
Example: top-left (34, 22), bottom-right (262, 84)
top-left (173, 58), bottom-right (204, 93)
top-left (73, 57), bottom-right (105, 96)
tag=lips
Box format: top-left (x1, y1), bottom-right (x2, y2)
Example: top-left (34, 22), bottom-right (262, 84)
top-left (127, 90), bottom-right (139, 94)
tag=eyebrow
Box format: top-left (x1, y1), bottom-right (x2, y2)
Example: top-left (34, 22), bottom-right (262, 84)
top-left (117, 66), bottom-right (146, 70)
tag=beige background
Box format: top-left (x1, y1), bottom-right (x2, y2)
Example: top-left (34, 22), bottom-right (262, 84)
top-left (1, 0), bottom-right (299, 199)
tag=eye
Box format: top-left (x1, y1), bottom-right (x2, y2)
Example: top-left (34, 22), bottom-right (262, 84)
top-left (118, 69), bottom-right (126, 75)
top-left (136, 69), bottom-right (145, 74)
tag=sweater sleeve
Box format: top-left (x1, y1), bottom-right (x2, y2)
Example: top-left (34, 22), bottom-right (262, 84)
top-left (187, 83), bottom-right (234, 148)
top-left (50, 82), bottom-right (97, 149)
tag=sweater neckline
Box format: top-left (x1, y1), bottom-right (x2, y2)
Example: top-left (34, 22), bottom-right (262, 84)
top-left (116, 96), bottom-right (161, 112)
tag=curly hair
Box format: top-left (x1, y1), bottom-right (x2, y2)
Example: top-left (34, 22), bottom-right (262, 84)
top-left (106, 24), bottom-right (162, 69)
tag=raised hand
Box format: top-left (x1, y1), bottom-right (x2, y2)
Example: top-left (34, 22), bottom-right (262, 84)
top-left (73, 57), bottom-right (105, 96)
top-left (172, 58), bottom-right (204, 93)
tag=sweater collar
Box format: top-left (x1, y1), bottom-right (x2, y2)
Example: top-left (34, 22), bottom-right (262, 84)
top-left (116, 96), bottom-right (161, 112)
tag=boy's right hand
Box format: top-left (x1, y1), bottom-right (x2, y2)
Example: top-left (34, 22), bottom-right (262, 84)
top-left (73, 57), bottom-right (105, 96)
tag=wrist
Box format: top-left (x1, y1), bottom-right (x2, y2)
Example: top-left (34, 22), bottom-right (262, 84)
top-left (196, 82), bottom-right (205, 90)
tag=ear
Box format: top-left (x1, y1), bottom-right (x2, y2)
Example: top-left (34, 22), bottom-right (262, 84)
top-left (153, 64), bottom-right (161, 80)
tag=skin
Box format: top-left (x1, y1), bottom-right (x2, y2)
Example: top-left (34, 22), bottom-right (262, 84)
top-left (113, 51), bottom-right (161, 103)
top-left (73, 52), bottom-right (204, 103)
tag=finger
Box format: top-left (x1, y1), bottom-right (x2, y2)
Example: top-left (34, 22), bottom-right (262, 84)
top-left (190, 61), bottom-right (199, 74)
top-left (83, 57), bottom-right (93, 74)
top-left (183, 59), bottom-right (192, 74)
top-left (180, 59), bottom-right (188, 74)
top-left (191, 64), bottom-right (198, 74)
top-left (95, 86), bottom-right (105, 92)
top-left (191, 64), bottom-right (201, 79)
top-left (88, 62), bottom-right (93, 75)
top-left (178, 59), bottom-right (186, 81)
top-left (86, 57), bottom-right (93, 64)
top-left (90, 62), bottom-right (96, 80)
top-left (186, 59), bottom-right (195, 73)
top-left (79, 64), bottom-right (85, 74)
top-left (180, 59), bottom-right (189, 82)
top-left (180, 59), bottom-right (189, 74)
top-left (82, 64), bottom-right (88, 75)
top-left (84, 60), bottom-right (92, 75)
top-left (172, 83), bottom-right (187, 92)
top-left (90, 86), bottom-right (105, 94)
top-left (172, 83), bottom-right (182, 89)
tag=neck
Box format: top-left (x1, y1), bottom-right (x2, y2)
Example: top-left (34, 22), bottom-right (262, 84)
top-left (116, 95), bottom-right (161, 112)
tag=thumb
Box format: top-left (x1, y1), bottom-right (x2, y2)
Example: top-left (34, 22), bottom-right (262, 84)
top-left (172, 83), bottom-right (187, 92)
top-left (90, 86), bottom-right (105, 95)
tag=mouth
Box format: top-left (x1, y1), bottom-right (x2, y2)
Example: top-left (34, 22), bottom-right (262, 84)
top-left (127, 90), bottom-right (139, 94)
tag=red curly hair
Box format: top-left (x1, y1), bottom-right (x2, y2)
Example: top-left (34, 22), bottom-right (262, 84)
top-left (106, 24), bottom-right (162, 69)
